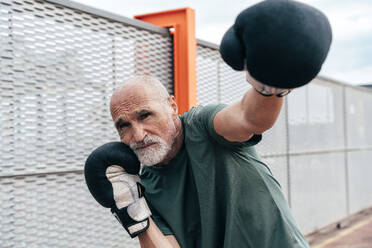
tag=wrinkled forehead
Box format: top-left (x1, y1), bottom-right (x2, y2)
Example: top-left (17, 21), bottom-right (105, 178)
top-left (116, 96), bottom-right (160, 112)
top-left (110, 85), bottom-right (166, 117)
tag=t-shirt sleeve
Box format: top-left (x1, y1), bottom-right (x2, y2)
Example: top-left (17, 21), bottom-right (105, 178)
top-left (147, 202), bottom-right (174, 235)
top-left (151, 216), bottom-right (173, 235)
top-left (186, 104), bottom-right (262, 147)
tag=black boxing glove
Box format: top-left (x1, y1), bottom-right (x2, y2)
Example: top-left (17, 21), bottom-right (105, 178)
top-left (220, 0), bottom-right (332, 96)
top-left (84, 142), bottom-right (151, 238)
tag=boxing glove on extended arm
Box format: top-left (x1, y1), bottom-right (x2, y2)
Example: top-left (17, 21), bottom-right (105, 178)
top-left (220, 0), bottom-right (332, 97)
top-left (84, 142), bottom-right (151, 238)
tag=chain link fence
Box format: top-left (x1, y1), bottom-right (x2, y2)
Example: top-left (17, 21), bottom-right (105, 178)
top-left (1, 0), bottom-right (372, 247)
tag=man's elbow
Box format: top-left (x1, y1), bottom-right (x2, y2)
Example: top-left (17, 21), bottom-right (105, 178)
top-left (244, 118), bottom-right (275, 135)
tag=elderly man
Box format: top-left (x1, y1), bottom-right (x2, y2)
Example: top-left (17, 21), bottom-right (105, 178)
top-left (85, 1), bottom-right (332, 247)
top-left (105, 74), bottom-right (308, 248)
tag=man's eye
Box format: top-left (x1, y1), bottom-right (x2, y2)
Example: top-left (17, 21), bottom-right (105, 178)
top-left (140, 112), bottom-right (151, 120)
top-left (119, 123), bottom-right (130, 130)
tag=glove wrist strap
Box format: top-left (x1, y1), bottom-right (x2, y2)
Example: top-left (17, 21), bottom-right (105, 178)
top-left (111, 200), bottom-right (151, 238)
top-left (254, 87), bottom-right (291, 97)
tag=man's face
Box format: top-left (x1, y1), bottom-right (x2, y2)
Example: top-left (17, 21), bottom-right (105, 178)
top-left (110, 86), bottom-right (178, 166)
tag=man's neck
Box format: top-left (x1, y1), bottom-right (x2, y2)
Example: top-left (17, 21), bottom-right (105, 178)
top-left (156, 118), bottom-right (183, 166)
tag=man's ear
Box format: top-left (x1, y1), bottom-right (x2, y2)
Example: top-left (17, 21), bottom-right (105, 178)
top-left (168, 96), bottom-right (178, 117)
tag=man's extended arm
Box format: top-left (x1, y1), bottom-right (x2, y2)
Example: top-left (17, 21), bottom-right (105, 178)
top-left (215, 0), bottom-right (332, 143)
top-left (138, 218), bottom-right (180, 248)
top-left (213, 86), bottom-right (283, 142)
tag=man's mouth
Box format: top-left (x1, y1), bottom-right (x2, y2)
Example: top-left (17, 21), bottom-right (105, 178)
top-left (136, 143), bottom-right (156, 150)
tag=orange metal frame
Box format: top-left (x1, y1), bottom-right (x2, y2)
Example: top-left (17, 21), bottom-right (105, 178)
top-left (135, 8), bottom-right (197, 114)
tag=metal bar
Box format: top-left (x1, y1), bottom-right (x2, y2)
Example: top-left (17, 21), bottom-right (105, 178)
top-left (0, 169), bottom-right (84, 180)
top-left (45, 0), bottom-right (170, 36)
top-left (217, 60), bottom-right (222, 103)
top-left (343, 85), bottom-right (350, 216)
top-left (289, 147), bottom-right (372, 156)
top-left (261, 147), bottom-right (372, 158)
top-left (306, 83), bottom-right (310, 123)
top-left (317, 75), bottom-right (372, 94)
top-left (197, 39), bottom-right (220, 50)
top-left (285, 98), bottom-right (292, 207)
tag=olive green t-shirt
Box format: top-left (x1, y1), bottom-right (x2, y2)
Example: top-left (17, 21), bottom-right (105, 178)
top-left (140, 104), bottom-right (309, 248)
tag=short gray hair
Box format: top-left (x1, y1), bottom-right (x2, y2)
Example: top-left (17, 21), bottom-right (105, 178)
top-left (120, 75), bottom-right (170, 100)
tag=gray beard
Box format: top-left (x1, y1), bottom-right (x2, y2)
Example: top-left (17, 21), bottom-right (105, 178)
top-left (130, 129), bottom-right (177, 166)
top-left (134, 139), bottom-right (171, 166)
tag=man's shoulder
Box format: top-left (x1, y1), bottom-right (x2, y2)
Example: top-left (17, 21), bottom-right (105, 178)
top-left (180, 104), bottom-right (227, 125)
top-left (181, 104), bottom-right (263, 149)
top-left (179, 104), bottom-right (230, 146)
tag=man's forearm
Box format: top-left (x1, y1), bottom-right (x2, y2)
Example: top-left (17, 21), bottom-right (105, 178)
top-left (240, 88), bottom-right (284, 134)
top-left (138, 218), bottom-right (180, 248)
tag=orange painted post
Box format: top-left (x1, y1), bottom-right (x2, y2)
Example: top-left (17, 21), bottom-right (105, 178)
top-left (135, 8), bottom-right (197, 114)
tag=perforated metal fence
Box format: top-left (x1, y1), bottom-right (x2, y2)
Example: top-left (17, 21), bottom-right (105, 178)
top-left (0, 0), bottom-right (173, 247)
top-left (1, 0), bottom-right (372, 247)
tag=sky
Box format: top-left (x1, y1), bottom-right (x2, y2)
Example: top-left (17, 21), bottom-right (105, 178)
top-left (74, 0), bottom-right (372, 86)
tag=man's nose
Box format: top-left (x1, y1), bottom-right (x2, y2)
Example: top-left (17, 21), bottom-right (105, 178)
top-left (131, 125), bottom-right (146, 143)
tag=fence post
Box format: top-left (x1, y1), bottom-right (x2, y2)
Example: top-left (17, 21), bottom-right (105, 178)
top-left (342, 85), bottom-right (350, 216)
top-left (284, 98), bottom-right (292, 208)
top-left (135, 8), bottom-right (198, 114)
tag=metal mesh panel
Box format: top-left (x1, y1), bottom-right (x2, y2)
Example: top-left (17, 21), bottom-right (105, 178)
top-left (290, 152), bottom-right (347, 234)
top-left (0, 0), bottom-right (173, 177)
top-left (0, 0), bottom-right (173, 247)
top-left (256, 104), bottom-right (288, 157)
top-left (345, 86), bottom-right (372, 149)
top-left (287, 78), bottom-right (345, 153)
top-left (196, 45), bottom-right (220, 105)
top-left (0, 172), bottom-right (139, 248)
top-left (218, 63), bottom-right (249, 105)
top-left (347, 150), bottom-right (372, 214)
top-left (196, 44), bottom-right (248, 106)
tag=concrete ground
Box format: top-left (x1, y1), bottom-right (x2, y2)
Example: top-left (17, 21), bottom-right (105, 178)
top-left (307, 207), bottom-right (372, 248)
